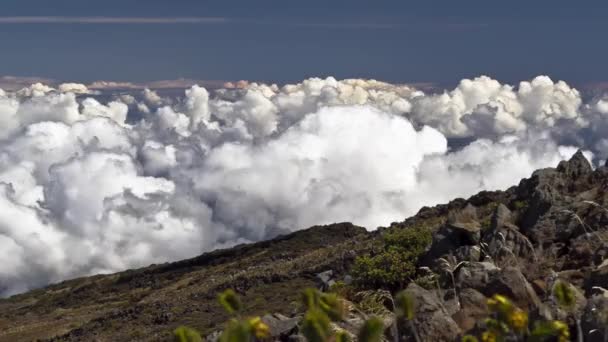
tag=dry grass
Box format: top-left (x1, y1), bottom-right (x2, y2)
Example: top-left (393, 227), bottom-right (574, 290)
top-left (0, 223), bottom-right (373, 342)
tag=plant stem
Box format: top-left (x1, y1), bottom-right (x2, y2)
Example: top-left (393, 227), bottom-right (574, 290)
top-left (390, 320), bottom-right (399, 342)
top-left (408, 320), bottom-right (421, 342)
top-left (450, 273), bottom-right (461, 309)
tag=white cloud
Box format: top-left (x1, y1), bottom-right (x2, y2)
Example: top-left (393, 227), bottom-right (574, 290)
top-left (58, 83), bottom-right (92, 94)
top-left (0, 75), bottom-right (606, 296)
top-left (16, 83), bottom-right (55, 97)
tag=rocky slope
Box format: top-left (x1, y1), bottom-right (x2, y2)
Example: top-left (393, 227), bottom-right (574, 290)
top-left (1, 151), bottom-right (608, 341)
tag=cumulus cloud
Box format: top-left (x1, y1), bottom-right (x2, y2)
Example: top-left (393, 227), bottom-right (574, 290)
top-left (0, 75), bottom-right (606, 296)
top-left (58, 82), bottom-right (94, 94)
top-left (408, 75), bottom-right (585, 138)
top-left (16, 82), bottom-right (55, 97)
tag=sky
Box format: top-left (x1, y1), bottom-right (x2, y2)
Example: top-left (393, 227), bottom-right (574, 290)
top-left (0, 0), bottom-right (607, 85)
top-left (4, 0), bottom-right (608, 295)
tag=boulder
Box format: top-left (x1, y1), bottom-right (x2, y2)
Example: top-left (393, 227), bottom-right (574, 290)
top-left (422, 205), bottom-right (482, 264)
top-left (457, 263), bottom-right (539, 310)
top-left (401, 283), bottom-right (462, 342)
top-left (492, 203), bottom-right (512, 228)
top-left (455, 262), bottom-right (500, 290)
top-left (446, 204), bottom-right (482, 245)
top-left (315, 270), bottom-right (335, 290)
top-left (482, 204), bottom-right (537, 262)
top-left (454, 245), bottom-right (482, 263)
top-left (261, 313), bottom-right (300, 338)
top-left (482, 267), bottom-right (540, 311)
top-left (452, 288), bottom-right (489, 332)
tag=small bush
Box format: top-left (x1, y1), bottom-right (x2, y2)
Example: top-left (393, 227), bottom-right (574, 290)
top-left (512, 200), bottom-right (528, 211)
top-left (352, 226), bottom-right (432, 290)
top-left (329, 281), bottom-right (355, 299)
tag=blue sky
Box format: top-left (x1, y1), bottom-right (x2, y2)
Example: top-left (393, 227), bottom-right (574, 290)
top-left (1, 0), bottom-right (607, 85)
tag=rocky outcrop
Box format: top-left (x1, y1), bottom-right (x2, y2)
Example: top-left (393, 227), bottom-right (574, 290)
top-left (422, 204), bottom-right (483, 265)
top-left (456, 262), bottom-right (500, 290)
top-left (483, 204), bottom-right (537, 262)
top-left (401, 283), bottom-right (462, 342)
top-left (452, 288), bottom-right (489, 332)
top-left (412, 151), bottom-right (608, 340)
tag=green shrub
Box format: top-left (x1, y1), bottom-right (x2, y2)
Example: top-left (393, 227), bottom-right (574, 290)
top-left (512, 200), bottom-right (528, 211)
top-left (329, 281), bottom-right (355, 299)
top-left (382, 226), bottom-right (432, 255)
top-left (352, 226), bottom-right (432, 290)
top-left (479, 215), bottom-right (492, 231)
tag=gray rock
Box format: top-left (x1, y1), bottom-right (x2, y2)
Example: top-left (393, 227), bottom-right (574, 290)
top-left (492, 203), bottom-right (512, 228)
top-left (581, 295), bottom-right (608, 342)
top-left (452, 288), bottom-right (489, 332)
top-left (447, 204), bottom-right (482, 245)
top-left (261, 313), bottom-right (300, 338)
top-left (456, 263), bottom-right (539, 310)
top-left (454, 245), bottom-right (482, 263)
top-left (482, 204), bottom-right (537, 262)
top-left (586, 260), bottom-right (608, 293)
top-left (456, 262), bottom-right (500, 290)
top-left (287, 334), bottom-right (307, 342)
top-left (402, 283), bottom-right (462, 342)
top-left (205, 330), bottom-right (221, 342)
top-left (483, 267), bottom-right (541, 310)
top-left (556, 150), bottom-right (593, 178)
top-left (422, 205), bottom-right (482, 265)
top-left (315, 270), bottom-right (334, 290)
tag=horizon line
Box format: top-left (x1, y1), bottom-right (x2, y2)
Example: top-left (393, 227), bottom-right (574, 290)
top-left (0, 16), bottom-right (229, 24)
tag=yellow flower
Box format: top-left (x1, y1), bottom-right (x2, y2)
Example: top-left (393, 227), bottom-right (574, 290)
top-left (552, 320), bottom-right (570, 342)
top-left (248, 316), bottom-right (271, 339)
top-left (492, 294), bottom-right (510, 305)
top-left (487, 294), bottom-right (513, 314)
top-left (461, 335), bottom-right (479, 342)
top-left (481, 330), bottom-right (497, 342)
top-left (508, 309), bottom-right (528, 332)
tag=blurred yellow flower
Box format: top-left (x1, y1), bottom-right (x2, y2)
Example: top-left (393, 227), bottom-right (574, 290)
top-left (487, 294), bottom-right (513, 314)
top-left (481, 330), bottom-right (497, 342)
top-left (552, 320), bottom-right (570, 342)
top-left (508, 309), bottom-right (528, 332)
top-left (248, 316), bottom-right (270, 339)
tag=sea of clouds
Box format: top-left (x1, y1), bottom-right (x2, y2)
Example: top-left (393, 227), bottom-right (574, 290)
top-left (0, 75), bottom-right (606, 296)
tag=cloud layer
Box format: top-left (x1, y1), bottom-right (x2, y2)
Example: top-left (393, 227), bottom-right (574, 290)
top-left (0, 75), bottom-right (605, 296)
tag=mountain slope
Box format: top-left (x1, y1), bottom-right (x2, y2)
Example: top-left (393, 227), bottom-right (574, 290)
top-left (2, 151), bottom-right (608, 341)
